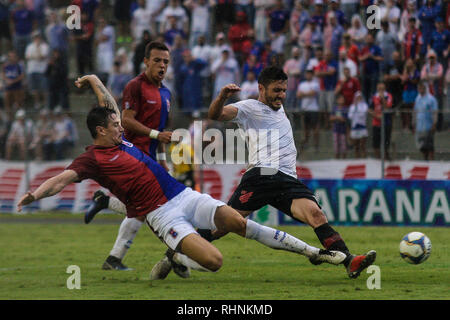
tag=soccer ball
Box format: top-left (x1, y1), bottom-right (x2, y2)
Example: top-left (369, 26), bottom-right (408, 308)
top-left (399, 232), bottom-right (432, 264)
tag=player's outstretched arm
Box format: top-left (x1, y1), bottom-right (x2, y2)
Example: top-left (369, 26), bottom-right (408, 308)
top-left (75, 75), bottom-right (121, 117)
top-left (17, 170), bottom-right (79, 212)
top-left (208, 84), bottom-right (240, 121)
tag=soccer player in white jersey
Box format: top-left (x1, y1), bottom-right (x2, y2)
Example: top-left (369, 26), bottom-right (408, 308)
top-left (152, 66), bottom-right (376, 279)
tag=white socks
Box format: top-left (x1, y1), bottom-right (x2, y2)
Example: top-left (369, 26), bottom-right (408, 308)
top-left (245, 219), bottom-right (319, 258)
top-left (108, 197), bottom-right (127, 214)
top-left (109, 217), bottom-right (144, 259)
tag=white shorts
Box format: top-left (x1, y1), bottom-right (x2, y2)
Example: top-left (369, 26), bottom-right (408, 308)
top-left (350, 129), bottom-right (368, 139)
top-left (145, 188), bottom-right (225, 250)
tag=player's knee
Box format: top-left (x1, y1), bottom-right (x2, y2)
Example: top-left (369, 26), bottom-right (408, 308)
top-left (204, 252), bottom-right (223, 272)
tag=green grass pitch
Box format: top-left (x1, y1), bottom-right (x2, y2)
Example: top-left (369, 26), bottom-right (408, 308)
top-left (0, 212), bottom-right (448, 300)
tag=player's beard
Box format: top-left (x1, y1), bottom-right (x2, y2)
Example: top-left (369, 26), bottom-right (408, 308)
top-left (265, 93), bottom-right (283, 110)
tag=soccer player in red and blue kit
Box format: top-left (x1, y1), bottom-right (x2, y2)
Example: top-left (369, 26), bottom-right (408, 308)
top-left (85, 42), bottom-right (175, 271)
top-left (17, 74), bottom-right (346, 277)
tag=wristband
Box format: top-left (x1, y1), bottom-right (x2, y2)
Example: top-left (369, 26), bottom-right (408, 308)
top-left (156, 153), bottom-right (166, 161)
top-left (149, 129), bottom-right (160, 139)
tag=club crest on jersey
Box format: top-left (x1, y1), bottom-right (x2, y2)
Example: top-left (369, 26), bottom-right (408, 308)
top-left (166, 99), bottom-right (170, 111)
top-left (125, 101), bottom-right (130, 109)
top-left (239, 190), bottom-right (253, 204)
top-left (122, 140), bottom-right (134, 148)
top-left (169, 228), bottom-right (178, 239)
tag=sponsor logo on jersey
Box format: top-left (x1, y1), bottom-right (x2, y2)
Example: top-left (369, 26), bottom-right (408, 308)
top-left (147, 100), bottom-right (156, 104)
top-left (108, 154), bottom-right (119, 162)
top-left (169, 228), bottom-right (178, 239)
top-left (122, 141), bottom-right (134, 148)
top-left (239, 190), bottom-right (253, 203)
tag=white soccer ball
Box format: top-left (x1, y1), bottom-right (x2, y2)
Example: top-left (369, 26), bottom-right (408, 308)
top-left (399, 232), bottom-right (432, 264)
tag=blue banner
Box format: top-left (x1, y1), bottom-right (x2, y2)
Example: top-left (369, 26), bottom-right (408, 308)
top-left (275, 179), bottom-right (450, 226)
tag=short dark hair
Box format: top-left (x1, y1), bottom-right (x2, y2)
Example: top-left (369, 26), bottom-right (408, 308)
top-left (145, 41), bottom-right (169, 59)
top-left (86, 107), bottom-right (117, 139)
top-left (257, 66), bottom-right (288, 87)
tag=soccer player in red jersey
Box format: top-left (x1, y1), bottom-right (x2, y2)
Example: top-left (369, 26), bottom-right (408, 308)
top-left (17, 75), bottom-right (346, 277)
top-left (84, 42), bottom-right (175, 271)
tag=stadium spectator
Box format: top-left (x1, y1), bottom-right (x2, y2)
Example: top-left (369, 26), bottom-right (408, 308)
top-left (379, 0), bottom-right (401, 34)
top-left (46, 48), bottom-right (69, 110)
top-left (25, 31), bottom-right (49, 110)
top-left (429, 17), bottom-right (450, 69)
top-left (401, 58), bottom-right (421, 131)
top-left (329, 94), bottom-right (348, 159)
top-left (160, 0), bottom-right (189, 35)
top-left (376, 20), bottom-right (399, 72)
top-left (95, 17), bottom-right (115, 82)
top-left (413, 81), bottom-right (438, 160)
top-left (191, 34), bottom-right (213, 101)
top-left (297, 69), bottom-right (320, 151)
top-left (283, 46), bottom-right (303, 110)
top-left (359, 33), bottom-right (383, 103)
top-left (420, 50), bottom-right (444, 128)
top-left (131, 0), bottom-right (153, 42)
top-left (72, 12), bottom-right (94, 75)
top-left (339, 32), bottom-right (359, 66)
top-left (242, 53), bottom-right (263, 82)
top-left (418, 0), bottom-right (442, 56)
top-left (172, 34), bottom-right (188, 108)
top-left (163, 15), bottom-right (187, 48)
top-left (399, 0), bottom-right (420, 42)
top-left (300, 18), bottom-right (323, 50)
top-left (315, 49), bottom-right (338, 129)
top-left (0, 109), bottom-right (9, 158)
top-left (340, 0), bottom-right (359, 23)
top-left (368, 82), bottom-right (393, 160)
top-left (1, 50), bottom-right (24, 118)
top-left (210, 32), bottom-right (233, 64)
top-left (5, 109), bottom-right (33, 160)
top-left (211, 48), bottom-right (240, 99)
top-left (132, 30), bottom-right (152, 76)
top-left (337, 50), bottom-right (357, 81)
top-left (402, 17), bottom-right (423, 61)
top-left (45, 10), bottom-right (69, 62)
top-left (310, 0), bottom-right (326, 31)
top-left (107, 60), bottom-right (133, 103)
top-left (73, 0), bottom-right (99, 22)
top-left (335, 66), bottom-right (360, 108)
top-left (235, 0), bottom-right (255, 26)
top-left (383, 51), bottom-right (404, 110)
top-left (228, 10), bottom-right (251, 64)
top-left (347, 14), bottom-right (367, 49)
top-left (184, 0), bottom-right (211, 47)
top-left (52, 107), bottom-right (71, 160)
top-left (289, 0), bottom-right (310, 45)
top-left (328, 12), bottom-right (344, 60)
top-left (326, 0), bottom-right (346, 27)
top-left (115, 47), bottom-right (133, 75)
top-left (179, 49), bottom-right (208, 112)
top-left (11, 0), bottom-right (34, 60)
top-left (239, 70), bottom-right (259, 100)
top-left (113, 0), bottom-right (132, 44)
top-left (0, 0), bottom-right (11, 55)
top-left (253, 0), bottom-right (272, 42)
top-left (348, 91), bottom-right (368, 158)
top-left (267, 0), bottom-right (290, 54)
top-left (29, 108), bottom-right (53, 161)
top-left (146, 0), bottom-right (166, 33)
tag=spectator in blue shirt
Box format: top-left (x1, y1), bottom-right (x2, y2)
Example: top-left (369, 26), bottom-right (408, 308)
top-left (45, 10), bottom-right (69, 62)
top-left (179, 49), bottom-right (207, 112)
top-left (11, 0), bottom-right (34, 60)
top-left (164, 15), bottom-right (187, 48)
top-left (359, 33), bottom-right (384, 102)
top-left (413, 81), bottom-right (438, 160)
top-left (429, 17), bottom-right (450, 68)
top-left (418, 0), bottom-right (442, 56)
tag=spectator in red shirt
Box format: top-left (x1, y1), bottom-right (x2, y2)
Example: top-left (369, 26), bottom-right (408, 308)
top-left (339, 33), bottom-right (360, 65)
top-left (335, 66), bottom-right (360, 108)
top-left (227, 10), bottom-right (251, 65)
top-left (402, 17), bottom-right (423, 62)
top-left (368, 82), bottom-right (393, 159)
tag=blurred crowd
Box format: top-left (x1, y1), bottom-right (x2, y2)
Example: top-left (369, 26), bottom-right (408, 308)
top-left (0, 0), bottom-right (449, 161)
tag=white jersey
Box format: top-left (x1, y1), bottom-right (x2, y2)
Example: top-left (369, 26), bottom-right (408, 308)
top-left (231, 99), bottom-right (298, 178)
